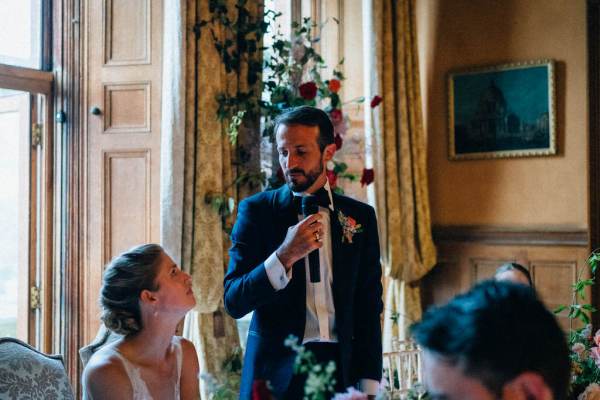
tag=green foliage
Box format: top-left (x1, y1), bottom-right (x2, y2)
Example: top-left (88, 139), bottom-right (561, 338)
top-left (284, 336), bottom-right (337, 400)
top-left (555, 251), bottom-right (600, 397)
top-left (201, 347), bottom-right (243, 400)
top-left (199, 3), bottom-right (366, 225)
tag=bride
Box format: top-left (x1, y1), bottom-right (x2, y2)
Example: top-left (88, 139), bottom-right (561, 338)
top-left (82, 244), bottom-right (200, 399)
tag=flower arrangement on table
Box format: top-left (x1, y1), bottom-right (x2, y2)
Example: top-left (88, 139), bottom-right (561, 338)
top-left (555, 252), bottom-right (600, 399)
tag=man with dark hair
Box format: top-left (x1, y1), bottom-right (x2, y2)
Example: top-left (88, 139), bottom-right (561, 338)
top-left (224, 106), bottom-right (383, 399)
top-left (411, 280), bottom-right (569, 400)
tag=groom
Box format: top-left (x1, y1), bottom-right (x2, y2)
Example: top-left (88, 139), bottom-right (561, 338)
top-left (224, 106), bottom-right (383, 399)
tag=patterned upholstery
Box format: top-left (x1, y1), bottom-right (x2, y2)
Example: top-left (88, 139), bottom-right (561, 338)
top-left (0, 337), bottom-right (74, 400)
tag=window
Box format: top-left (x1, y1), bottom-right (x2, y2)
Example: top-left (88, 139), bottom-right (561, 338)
top-left (0, 0), bottom-right (54, 352)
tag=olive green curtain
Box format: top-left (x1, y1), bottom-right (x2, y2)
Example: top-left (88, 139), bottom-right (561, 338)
top-left (363, 0), bottom-right (437, 346)
top-left (179, 1), bottom-right (263, 397)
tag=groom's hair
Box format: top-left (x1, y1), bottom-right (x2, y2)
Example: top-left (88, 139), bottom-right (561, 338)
top-left (274, 106), bottom-right (334, 151)
top-left (411, 280), bottom-right (569, 400)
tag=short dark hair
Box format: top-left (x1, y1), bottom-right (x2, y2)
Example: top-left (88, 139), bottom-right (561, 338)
top-left (273, 106), bottom-right (334, 151)
top-left (411, 280), bottom-right (569, 400)
top-left (100, 243), bottom-right (164, 336)
top-left (495, 262), bottom-right (533, 286)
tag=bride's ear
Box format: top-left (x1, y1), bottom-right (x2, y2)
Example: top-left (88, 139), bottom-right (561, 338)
top-left (140, 289), bottom-right (157, 304)
top-left (503, 372), bottom-right (553, 400)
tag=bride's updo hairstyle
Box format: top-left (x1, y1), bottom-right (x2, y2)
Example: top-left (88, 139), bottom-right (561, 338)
top-left (100, 243), bottom-right (164, 335)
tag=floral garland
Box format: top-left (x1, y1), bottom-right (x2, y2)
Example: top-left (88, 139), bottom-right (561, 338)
top-left (555, 252), bottom-right (600, 399)
top-left (199, 3), bottom-right (382, 222)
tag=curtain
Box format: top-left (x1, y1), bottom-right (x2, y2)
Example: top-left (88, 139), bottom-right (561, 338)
top-left (363, 0), bottom-right (437, 348)
top-left (178, 1), bottom-right (263, 397)
top-left (160, 0), bottom-right (186, 264)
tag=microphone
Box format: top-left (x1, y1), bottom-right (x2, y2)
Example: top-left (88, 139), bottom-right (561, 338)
top-left (301, 196), bottom-right (321, 283)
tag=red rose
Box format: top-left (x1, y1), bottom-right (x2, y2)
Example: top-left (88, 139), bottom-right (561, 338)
top-left (328, 79), bottom-right (341, 93)
top-left (326, 169), bottom-right (338, 188)
top-left (299, 81), bottom-right (317, 100)
top-left (252, 380), bottom-right (273, 400)
top-left (370, 95), bottom-right (383, 108)
top-left (334, 134), bottom-right (343, 150)
top-left (329, 109), bottom-right (343, 124)
top-left (360, 168), bottom-right (374, 186)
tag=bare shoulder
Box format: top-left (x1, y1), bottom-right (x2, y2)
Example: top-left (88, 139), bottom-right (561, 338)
top-left (177, 337), bottom-right (199, 367)
top-left (82, 347), bottom-right (132, 400)
top-left (176, 337), bottom-right (200, 400)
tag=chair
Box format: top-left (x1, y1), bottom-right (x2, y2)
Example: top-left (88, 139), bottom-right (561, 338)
top-left (381, 339), bottom-right (423, 398)
top-left (79, 323), bottom-right (123, 368)
top-left (0, 337), bottom-right (74, 400)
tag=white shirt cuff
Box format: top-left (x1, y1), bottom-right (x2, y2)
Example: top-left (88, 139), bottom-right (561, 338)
top-left (264, 252), bottom-right (292, 290)
top-left (360, 379), bottom-right (379, 396)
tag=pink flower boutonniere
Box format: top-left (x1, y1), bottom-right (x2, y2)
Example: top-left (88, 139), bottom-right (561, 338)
top-left (337, 210), bottom-right (363, 244)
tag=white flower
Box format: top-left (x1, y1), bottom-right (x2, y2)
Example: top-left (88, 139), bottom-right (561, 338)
top-left (332, 387), bottom-right (368, 400)
top-left (579, 383), bottom-right (600, 400)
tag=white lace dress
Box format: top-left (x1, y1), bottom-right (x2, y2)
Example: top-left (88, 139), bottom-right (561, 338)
top-left (84, 337), bottom-right (183, 400)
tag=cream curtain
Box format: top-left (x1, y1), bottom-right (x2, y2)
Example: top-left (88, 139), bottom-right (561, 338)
top-left (363, 0), bottom-right (437, 347)
top-left (179, 1), bottom-right (263, 397)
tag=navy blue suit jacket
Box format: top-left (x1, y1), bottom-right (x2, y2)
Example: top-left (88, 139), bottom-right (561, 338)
top-left (224, 185), bottom-right (383, 399)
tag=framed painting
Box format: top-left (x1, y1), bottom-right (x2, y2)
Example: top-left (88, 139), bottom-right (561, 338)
top-left (448, 60), bottom-right (556, 160)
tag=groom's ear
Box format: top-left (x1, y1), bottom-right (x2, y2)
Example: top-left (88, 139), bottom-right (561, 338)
top-left (502, 372), bottom-right (553, 400)
top-left (323, 142), bottom-right (336, 162)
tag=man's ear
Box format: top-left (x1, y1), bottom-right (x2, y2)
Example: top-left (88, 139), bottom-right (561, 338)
top-left (502, 372), bottom-right (553, 400)
top-left (323, 143), bottom-right (336, 162)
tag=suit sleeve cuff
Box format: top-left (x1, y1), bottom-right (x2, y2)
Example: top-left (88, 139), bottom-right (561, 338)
top-left (360, 379), bottom-right (379, 396)
top-left (264, 252), bottom-right (292, 290)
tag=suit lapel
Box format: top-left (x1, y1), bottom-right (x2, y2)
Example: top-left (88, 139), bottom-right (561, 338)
top-left (330, 194), bottom-right (347, 298)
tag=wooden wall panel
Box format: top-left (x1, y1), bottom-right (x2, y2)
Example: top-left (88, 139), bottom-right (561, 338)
top-left (84, 0), bottom-right (162, 343)
top-left (421, 229), bottom-right (590, 331)
top-left (103, 151), bottom-right (151, 265)
top-left (103, 82), bottom-right (151, 133)
top-left (104, 0), bottom-right (151, 65)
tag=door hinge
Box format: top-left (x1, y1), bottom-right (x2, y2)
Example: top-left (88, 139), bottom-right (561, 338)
top-left (30, 285), bottom-right (41, 310)
top-left (32, 123), bottom-right (43, 147)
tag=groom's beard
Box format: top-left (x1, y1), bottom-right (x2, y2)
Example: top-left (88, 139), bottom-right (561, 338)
top-left (285, 161), bottom-right (324, 193)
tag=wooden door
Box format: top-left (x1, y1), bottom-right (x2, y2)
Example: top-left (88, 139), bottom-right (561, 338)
top-left (83, 0), bottom-right (163, 343)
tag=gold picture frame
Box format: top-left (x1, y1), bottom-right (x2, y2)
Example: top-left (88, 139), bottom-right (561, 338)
top-left (448, 59), bottom-right (556, 160)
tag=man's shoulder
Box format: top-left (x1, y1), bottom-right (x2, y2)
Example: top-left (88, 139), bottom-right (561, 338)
top-left (237, 186), bottom-right (287, 217)
top-left (333, 193), bottom-right (375, 214)
top-left (241, 187), bottom-right (280, 204)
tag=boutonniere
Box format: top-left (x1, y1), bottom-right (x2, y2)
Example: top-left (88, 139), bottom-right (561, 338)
top-left (337, 210), bottom-right (363, 244)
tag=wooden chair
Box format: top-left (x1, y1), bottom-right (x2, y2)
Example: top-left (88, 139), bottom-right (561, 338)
top-left (0, 337), bottom-right (74, 399)
top-left (381, 339), bottom-right (423, 398)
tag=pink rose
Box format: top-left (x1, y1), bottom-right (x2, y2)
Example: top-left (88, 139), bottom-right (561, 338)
top-left (594, 329), bottom-right (600, 347)
top-left (591, 347), bottom-right (600, 367)
top-left (333, 118), bottom-right (347, 137)
top-left (578, 383), bottom-right (600, 400)
top-left (330, 109), bottom-right (343, 124)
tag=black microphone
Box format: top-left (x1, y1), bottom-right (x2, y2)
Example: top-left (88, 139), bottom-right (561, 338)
top-left (301, 196), bottom-right (321, 283)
